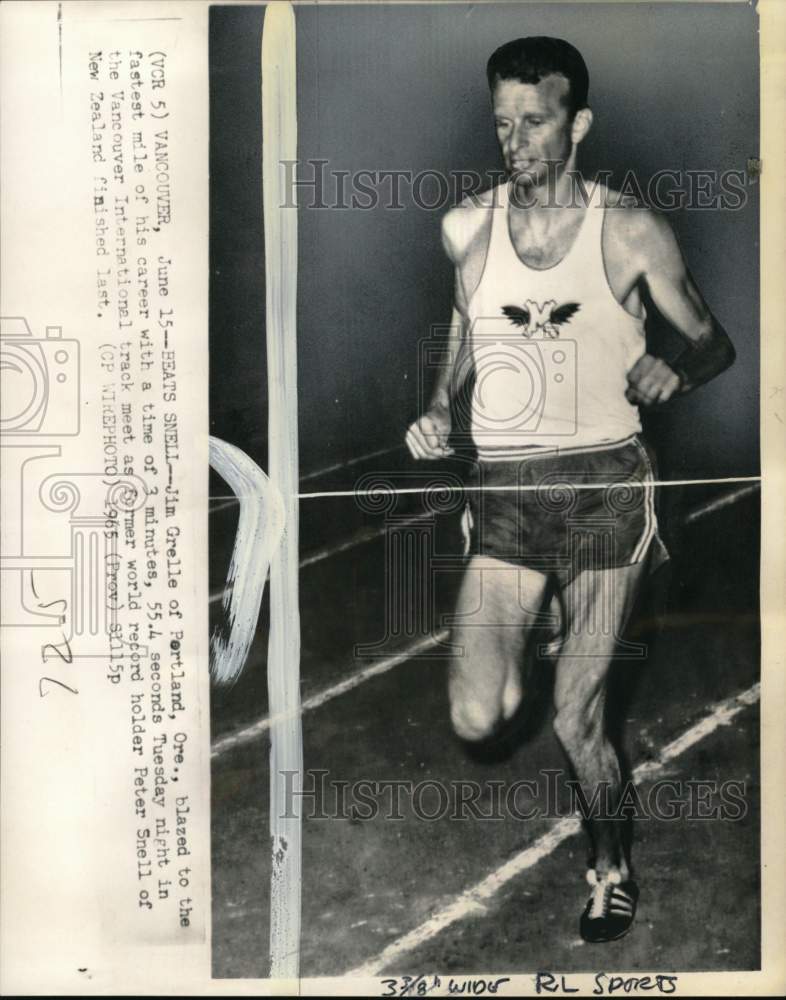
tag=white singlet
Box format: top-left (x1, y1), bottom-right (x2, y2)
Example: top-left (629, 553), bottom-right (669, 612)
top-left (464, 180), bottom-right (646, 459)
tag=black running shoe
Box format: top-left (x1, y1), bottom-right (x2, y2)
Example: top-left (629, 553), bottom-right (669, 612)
top-left (579, 869), bottom-right (639, 943)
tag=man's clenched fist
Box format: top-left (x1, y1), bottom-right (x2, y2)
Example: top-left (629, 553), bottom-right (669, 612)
top-left (625, 353), bottom-right (682, 406)
top-left (405, 407), bottom-right (453, 460)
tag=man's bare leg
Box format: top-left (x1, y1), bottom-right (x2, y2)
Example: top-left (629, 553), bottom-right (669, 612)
top-left (552, 561), bottom-right (647, 881)
top-left (448, 555), bottom-right (550, 742)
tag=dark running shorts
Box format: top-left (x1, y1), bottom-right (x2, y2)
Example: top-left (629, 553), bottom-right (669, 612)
top-left (465, 435), bottom-right (669, 588)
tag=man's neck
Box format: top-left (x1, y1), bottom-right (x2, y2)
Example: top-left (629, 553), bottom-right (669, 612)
top-left (509, 159), bottom-right (586, 212)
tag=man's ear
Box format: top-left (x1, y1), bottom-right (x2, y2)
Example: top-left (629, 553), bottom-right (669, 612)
top-left (571, 107), bottom-right (593, 145)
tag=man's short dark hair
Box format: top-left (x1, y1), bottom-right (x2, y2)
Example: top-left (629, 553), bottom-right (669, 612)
top-left (486, 37), bottom-right (590, 116)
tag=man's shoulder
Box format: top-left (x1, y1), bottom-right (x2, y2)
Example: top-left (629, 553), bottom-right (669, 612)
top-left (441, 185), bottom-right (500, 263)
top-left (602, 186), bottom-right (676, 262)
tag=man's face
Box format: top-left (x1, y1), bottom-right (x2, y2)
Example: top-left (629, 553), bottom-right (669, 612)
top-left (492, 74), bottom-right (577, 191)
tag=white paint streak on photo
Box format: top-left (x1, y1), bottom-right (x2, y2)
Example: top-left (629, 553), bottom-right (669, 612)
top-left (208, 436), bottom-right (284, 686)
top-left (261, 0), bottom-right (303, 984)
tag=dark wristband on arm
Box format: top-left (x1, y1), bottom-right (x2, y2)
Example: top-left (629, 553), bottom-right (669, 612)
top-left (670, 343), bottom-right (714, 389)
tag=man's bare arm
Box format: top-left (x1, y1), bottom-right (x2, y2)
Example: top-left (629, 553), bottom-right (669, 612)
top-left (406, 214), bottom-right (469, 460)
top-left (622, 209), bottom-right (736, 405)
top-left (429, 280), bottom-right (468, 416)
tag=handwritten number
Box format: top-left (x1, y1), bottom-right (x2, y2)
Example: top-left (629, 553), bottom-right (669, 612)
top-left (378, 976), bottom-right (444, 998)
top-left (37, 598), bottom-right (67, 613)
top-left (36, 571), bottom-right (72, 663)
top-left (29, 572), bottom-right (67, 621)
top-left (41, 638), bottom-right (74, 664)
top-left (39, 677), bottom-right (78, 697)
top-left (30, 554), bottom-right (79, 697)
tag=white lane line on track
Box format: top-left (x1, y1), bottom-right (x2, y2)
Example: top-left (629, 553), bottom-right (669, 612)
top-left (344, 682), bottom-right (760, 978)
top-left (683, 481), bottom-right (761, 524)
top-left (210, 629), bottom-right (451, 759)
top-left (209, 443), bottom-right (403, 501)
top-left (299, 443), bottom-right (404, 483)
top-left (208, 510), bottom-right (434, 605)
top-left (298, 512), bottom-right (433, 569)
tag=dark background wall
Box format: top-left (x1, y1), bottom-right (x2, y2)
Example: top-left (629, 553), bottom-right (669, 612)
top-left (209, 1), bottom-right (759, 483)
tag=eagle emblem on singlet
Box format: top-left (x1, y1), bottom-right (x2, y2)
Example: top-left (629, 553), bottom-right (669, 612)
top-left (502, 300), bottom-right (581, 339)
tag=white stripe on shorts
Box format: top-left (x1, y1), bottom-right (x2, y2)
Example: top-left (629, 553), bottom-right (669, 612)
top-left (631, 438), bottom-right (657, 562)
top-left (475, 434), bottom-right (639, 463)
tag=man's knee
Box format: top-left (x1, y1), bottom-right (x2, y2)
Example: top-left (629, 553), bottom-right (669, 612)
top-left (553, 705), bottom-right (599, 754)
top-left (450, 697), bottom-right (499, 742)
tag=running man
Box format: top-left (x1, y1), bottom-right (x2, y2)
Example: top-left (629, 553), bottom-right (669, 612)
top-left (405, 37), bottom-right (735, 942)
